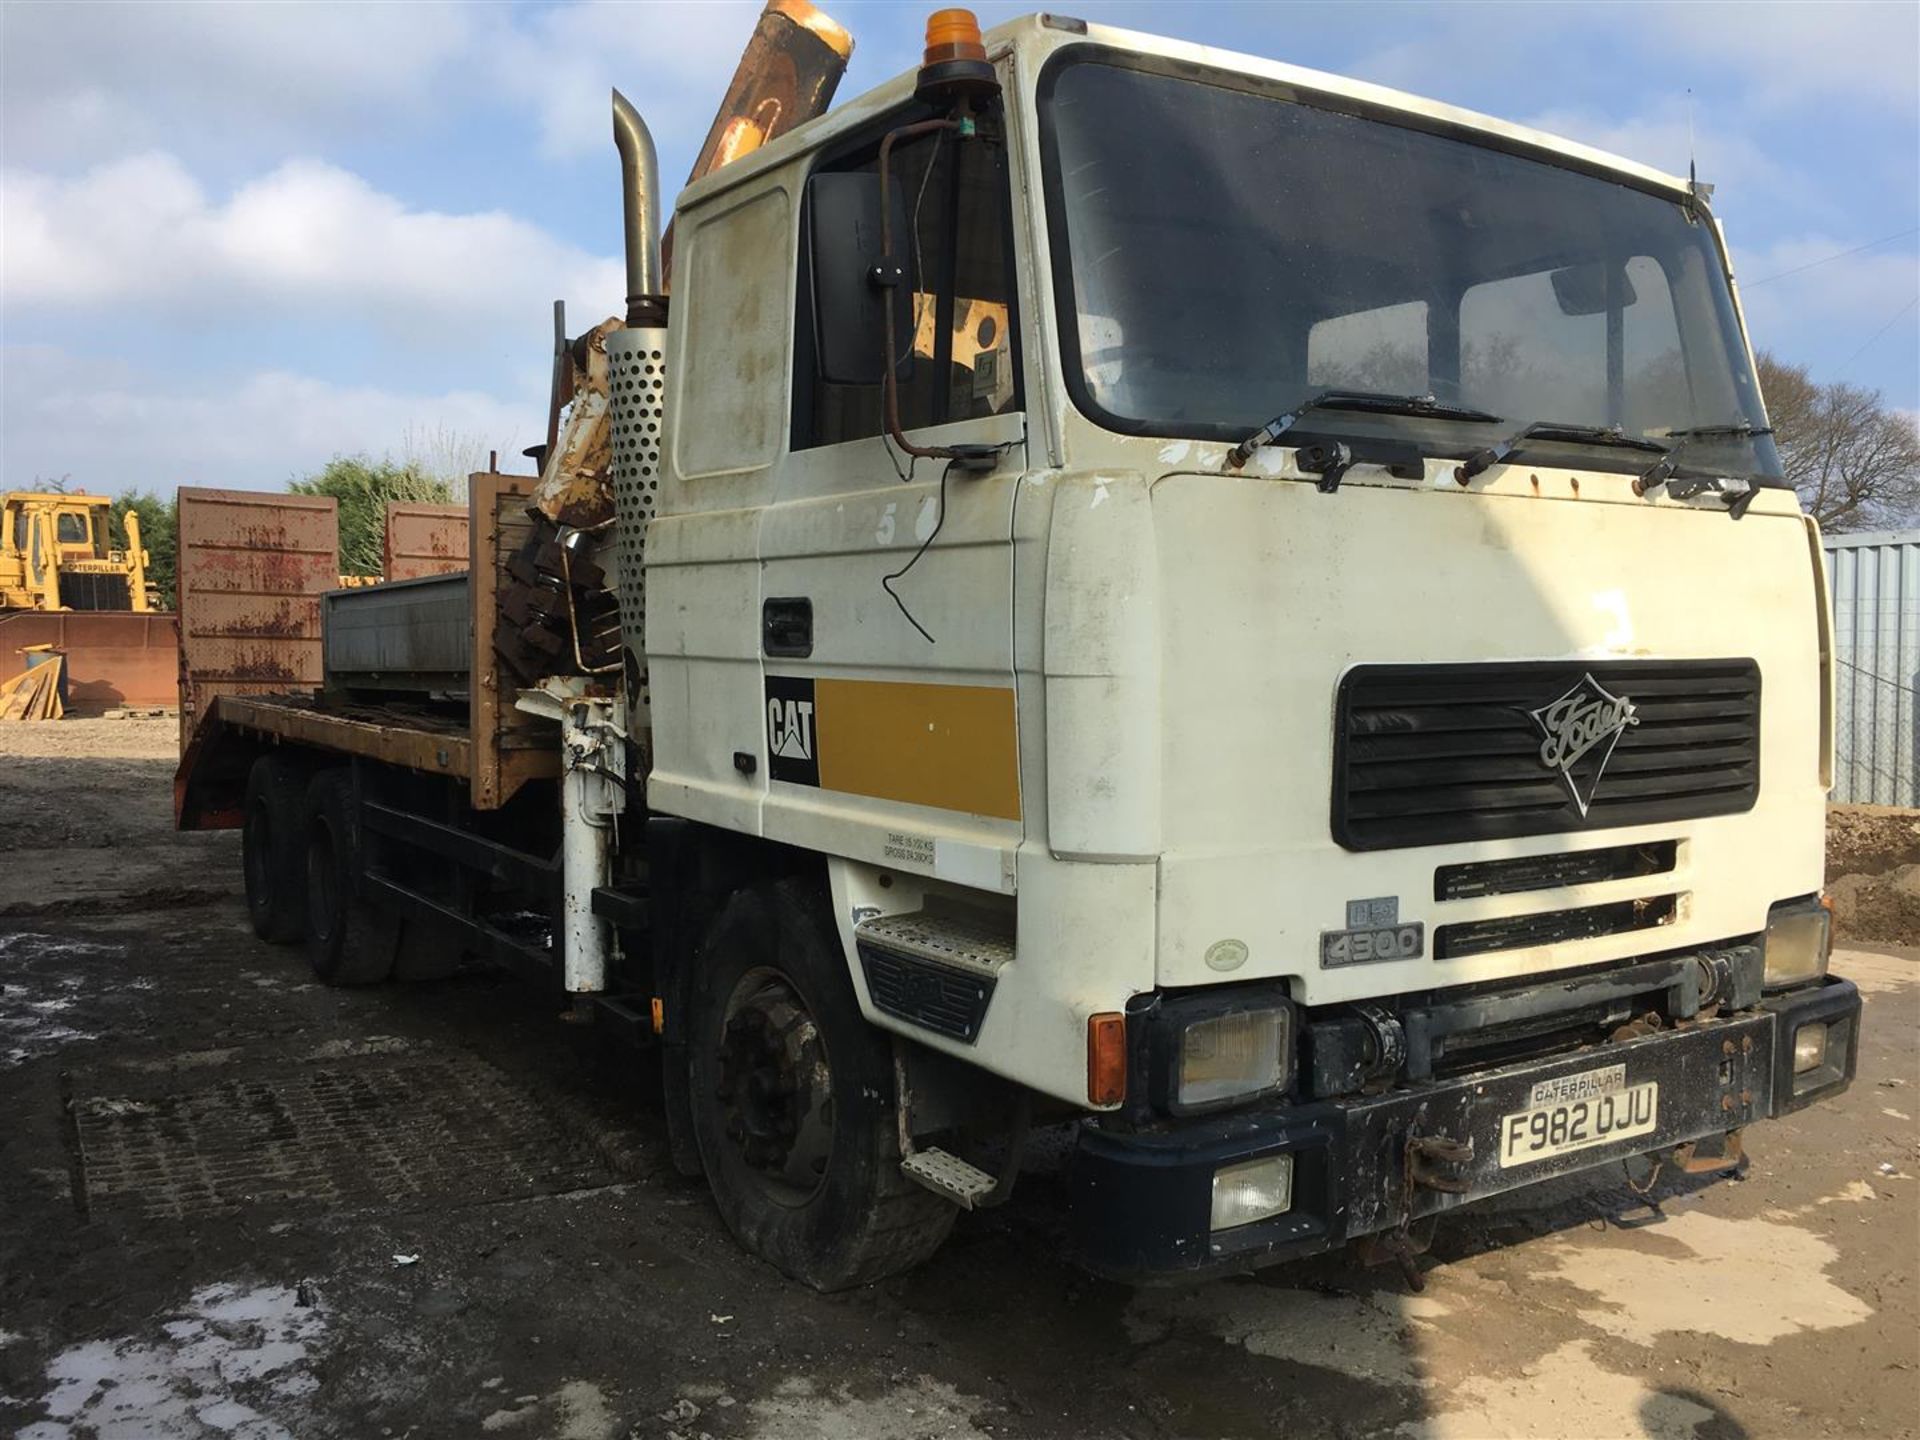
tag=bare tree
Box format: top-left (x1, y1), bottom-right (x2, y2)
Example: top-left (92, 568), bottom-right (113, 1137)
top-left (1757, 351), bottom-right (1920, 531)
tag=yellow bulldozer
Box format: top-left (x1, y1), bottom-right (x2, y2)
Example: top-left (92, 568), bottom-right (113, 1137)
top-left (1, 491), bottom-right (153, 613)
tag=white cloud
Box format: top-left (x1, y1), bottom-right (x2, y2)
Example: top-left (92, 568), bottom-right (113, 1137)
top-left (0, 1), bottom-right (482, 168)
top-left (1, 152), bottom-right (624, 338)
top-left (484, 1), bottom-right (759, 171)
top-left (3, 345), bottom-right (538, 494)
top-left (1657, 3), bottom-right (1919, 111)
top-left (1, 0), bottom-right (773, 180)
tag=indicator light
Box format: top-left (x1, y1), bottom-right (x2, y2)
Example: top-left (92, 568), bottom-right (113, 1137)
top-left (1087, 1012), bottom-right (1127, 1106)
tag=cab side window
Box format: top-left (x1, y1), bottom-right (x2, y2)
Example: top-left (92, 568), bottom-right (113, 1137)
top-left (794, 118), bottom-right (1020, 450)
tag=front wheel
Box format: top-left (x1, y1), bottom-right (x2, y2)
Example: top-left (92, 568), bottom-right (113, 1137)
top-left (686, 879), bottom-right (954, 1291)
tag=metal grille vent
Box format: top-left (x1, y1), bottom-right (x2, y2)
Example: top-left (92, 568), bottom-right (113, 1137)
top-left (607, 325), bottom-right (667, 730)
top-left (1333, 660), bottom-right (1761, 851)
top-left (1433, 893), bottom-right (1680, 960)
top-left (1434, 840), bottom-right (1679, 902)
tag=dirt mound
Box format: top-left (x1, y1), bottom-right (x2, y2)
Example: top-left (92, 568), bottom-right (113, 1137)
top-left (1827, 805), bottom-right (1920, 945)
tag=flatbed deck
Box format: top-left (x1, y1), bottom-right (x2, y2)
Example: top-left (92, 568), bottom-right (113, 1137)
top-left (217, 692), bottom-right (473, 778)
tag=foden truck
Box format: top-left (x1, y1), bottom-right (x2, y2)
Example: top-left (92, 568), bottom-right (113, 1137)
top-left (175, 8), bottom-right (1861, 1289)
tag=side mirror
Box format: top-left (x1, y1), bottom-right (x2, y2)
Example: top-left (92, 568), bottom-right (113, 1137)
top-left (807, 171), bottom-right (913, 385)
top-left (1550, 261), bottom-right (1637, 317)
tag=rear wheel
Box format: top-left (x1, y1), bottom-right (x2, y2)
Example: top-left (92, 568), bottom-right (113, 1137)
top-left (242, 754), bottom-right (307, 943)
top-left (302, 770), bottom-right (396, 986)
top-left (393, 915), bottom-right (467, 982)
top-left (686, 879), bottom-right (954, 1291)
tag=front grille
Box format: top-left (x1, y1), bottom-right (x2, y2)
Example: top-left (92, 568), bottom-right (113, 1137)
top-left (62, 572), bottom-right (131, 611)
top-left (1433, 893), bottom-right (1679, 960)
top-left (1333, 660), bottom-right (1760, 850)
top-left (1434, 840), bottom-right (1678, 901)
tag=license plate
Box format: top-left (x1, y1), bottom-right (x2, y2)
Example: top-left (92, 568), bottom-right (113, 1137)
top-left (1498, 1063), bottom-right (1659, 1168)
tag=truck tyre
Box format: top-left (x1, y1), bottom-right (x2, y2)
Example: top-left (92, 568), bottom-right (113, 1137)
top-left (242, 754), bottom-right (308, 943)
top-left (687, 879), bottom-right (955, 1291)
top-left (392, 916), bottom-right (466, 982)
top-left (302, 770), bottom-right (396, 986)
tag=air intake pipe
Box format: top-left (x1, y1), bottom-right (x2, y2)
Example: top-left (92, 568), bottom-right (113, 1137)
top-left (612, 88), bottom-right (664, 325)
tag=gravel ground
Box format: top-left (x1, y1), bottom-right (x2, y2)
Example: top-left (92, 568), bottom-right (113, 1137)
top-left (0, 719), bottom-right (1915, 1439)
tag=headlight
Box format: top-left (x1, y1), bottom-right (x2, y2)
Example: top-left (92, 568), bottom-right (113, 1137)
top-left (1792, 1023), bottom-right (1829, 1074)
top-left (1211, 1153), bottom-right (1294, 1231)
top-left (1157, 1001), bottom-right (1292, 1114)
top-left (1763, 897), bottom-right (1831, 991)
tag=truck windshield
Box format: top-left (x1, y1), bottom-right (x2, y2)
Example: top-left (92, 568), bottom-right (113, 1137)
top-left (1038, 55), bottom-right (1784, 482)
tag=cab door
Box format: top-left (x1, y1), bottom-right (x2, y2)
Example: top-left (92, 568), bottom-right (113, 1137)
top-left (756, 103), bottom-right (1028, 888)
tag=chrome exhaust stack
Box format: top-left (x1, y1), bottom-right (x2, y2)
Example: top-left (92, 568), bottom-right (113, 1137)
top-left (612, 88), bottom-right (664, 324)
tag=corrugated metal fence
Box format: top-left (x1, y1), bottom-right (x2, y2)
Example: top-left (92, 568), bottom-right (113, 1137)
top-left (1824, 529), bottom-right (1920, 806)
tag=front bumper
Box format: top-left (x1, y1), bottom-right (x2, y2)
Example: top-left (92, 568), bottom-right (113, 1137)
top-left (1070, 975), bottom-right (1860, 1282)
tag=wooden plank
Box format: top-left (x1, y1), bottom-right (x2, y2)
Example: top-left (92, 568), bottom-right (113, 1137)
top-left (468, 472), bottom-right (560, 809)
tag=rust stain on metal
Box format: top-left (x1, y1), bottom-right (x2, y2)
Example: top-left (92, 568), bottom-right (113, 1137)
top-left (660, 0), bottom-right (853, 286)
top-left (384, 502), bottom-right (469, 580)
top-left (470, 472), bottom-right (562, 810)
top-left (531, 319), bottom-right (622, 530)
top-left (177, 488), bottom-right (338, 753)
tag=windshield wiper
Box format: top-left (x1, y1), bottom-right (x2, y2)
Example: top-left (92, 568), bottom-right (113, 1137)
top-left (1639, 423), bottom-right (1777, 520)
top-left (1455, 420), bottom-right (1668, 484)
top-left (1634, 423), bottom-right (1775, 494)
top-left (1225, 389), bottom-right (1501, 472)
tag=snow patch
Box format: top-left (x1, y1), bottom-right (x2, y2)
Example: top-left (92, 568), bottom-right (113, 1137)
top-left (0, 933), bottom-right (125, 1065)
top-left (16, 1282), bottom-right (327, 1439)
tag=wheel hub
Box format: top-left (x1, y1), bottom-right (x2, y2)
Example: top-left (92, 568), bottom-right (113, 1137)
top-left (715, 973), bottom-right (833, 1197)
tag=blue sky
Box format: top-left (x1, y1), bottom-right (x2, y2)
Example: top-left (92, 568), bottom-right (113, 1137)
top-left (4, 0), bottom-right (1916, 494)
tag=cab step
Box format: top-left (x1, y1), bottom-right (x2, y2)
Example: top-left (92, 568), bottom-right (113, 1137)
top-left (854, 906), bottom-right (1013, 1043)
top-left (901, 1147), bottom-right (998, 1209)
top-left (855, 907), bottom-right (1016, 974)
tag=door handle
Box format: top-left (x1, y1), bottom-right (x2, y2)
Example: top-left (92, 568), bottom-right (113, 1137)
top-left (763, 597), bottom-right (813, 658)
